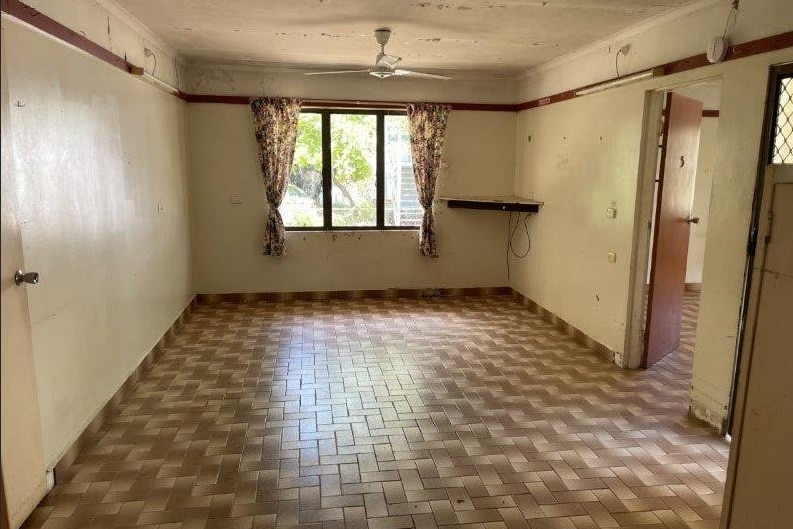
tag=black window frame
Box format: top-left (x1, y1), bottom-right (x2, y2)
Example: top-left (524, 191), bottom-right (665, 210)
top-left (285, 108), bottom-right (420, 232)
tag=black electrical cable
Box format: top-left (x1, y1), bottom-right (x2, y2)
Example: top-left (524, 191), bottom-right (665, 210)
top-left (506, 211), bottom-right (532, 281)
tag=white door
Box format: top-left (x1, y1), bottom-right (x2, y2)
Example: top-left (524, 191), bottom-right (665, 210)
top-left (726, 164), bottom-right (793, 528)
top-left (0, 25), bottom-right (48, 529)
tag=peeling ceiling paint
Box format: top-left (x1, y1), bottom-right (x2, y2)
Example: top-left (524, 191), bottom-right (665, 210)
top-left (114, 0), bottom-right (695, 74)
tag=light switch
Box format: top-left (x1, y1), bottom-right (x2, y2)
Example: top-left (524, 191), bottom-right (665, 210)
top-left (607, 252), bottom-right (617, 263)
top-left (230, 194), bottom-right (243, 205)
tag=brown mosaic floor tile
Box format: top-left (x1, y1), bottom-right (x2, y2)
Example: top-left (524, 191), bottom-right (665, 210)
top-left (22, 292), bottom-right (728, 529)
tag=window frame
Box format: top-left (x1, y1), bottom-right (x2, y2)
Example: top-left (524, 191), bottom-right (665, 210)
top-left (769, 72), bottom-right (793, 165)
top-left (285, 108), bottom-right (420, 231)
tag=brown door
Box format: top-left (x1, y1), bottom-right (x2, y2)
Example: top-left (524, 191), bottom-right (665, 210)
top-left (643, 93), bottom-right (703, 367)
top-left (1, 26), bottom-right (48, 528)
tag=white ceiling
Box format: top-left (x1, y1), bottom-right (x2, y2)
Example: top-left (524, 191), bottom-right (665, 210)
top-left (115, 0), bottom-right (696, 75)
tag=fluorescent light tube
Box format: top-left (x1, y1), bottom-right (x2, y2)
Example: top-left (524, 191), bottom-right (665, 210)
top-left (575, 67), bottom-right (663, 96)
top-left (129, 65), bottom-right (180, 95)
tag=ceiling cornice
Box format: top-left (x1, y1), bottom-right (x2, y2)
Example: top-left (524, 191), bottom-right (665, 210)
top-left (95, 0), bottom-right (186, 64)
top-left (517, 0), bottom-right (723, 81)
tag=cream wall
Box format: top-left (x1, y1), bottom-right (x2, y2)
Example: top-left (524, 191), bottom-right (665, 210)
top-left (513, 46), bottom-right (793, 425)
top-left (512, 89), bottom-right (648, 354)
top-left (189, 104), bottom-right (515, 293)
top-left (688, 53), bottom-right (791, 427)
top-left (512, 0), bottom-right (792, 426)
top-left (686, 117), bottom-right (719, 285)
top-left (3, 19), bottom-right (193, 467)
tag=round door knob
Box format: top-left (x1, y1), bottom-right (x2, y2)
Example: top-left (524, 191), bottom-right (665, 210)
top-left (14, 270), bottom-right (39, 285)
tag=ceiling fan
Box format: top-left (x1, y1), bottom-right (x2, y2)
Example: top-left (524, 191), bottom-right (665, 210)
top-left (304, 28), bottom-right (452, 80)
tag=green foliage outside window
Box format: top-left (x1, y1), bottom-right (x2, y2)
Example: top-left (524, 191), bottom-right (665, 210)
top-left (283, 111), bottom-right (419, 228)
top-left (286, 113), bottom-right (377, 227)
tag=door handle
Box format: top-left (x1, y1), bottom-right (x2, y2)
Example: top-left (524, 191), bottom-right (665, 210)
top-left (14, 270), bottom-right (40, 285)
top-left (686, 216), bottom-right (700, 224)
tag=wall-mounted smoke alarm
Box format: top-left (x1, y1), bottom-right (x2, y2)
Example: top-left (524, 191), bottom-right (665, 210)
top-left (706, 37), bottom-right (729, 64)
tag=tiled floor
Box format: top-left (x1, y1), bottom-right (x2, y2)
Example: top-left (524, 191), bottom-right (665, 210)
top-left (24, 291), bottom-right (728, 529)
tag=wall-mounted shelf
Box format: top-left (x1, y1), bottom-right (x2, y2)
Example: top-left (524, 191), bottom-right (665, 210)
top-left (438, 195), bottom-right (543, 213)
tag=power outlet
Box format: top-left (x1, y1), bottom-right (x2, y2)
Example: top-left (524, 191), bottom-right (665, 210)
top-left (606, 206), bottom-right (618, 219)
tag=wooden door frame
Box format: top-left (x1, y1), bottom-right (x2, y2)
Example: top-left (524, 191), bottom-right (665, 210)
top-left (641, 91), bottom-right (674, 367)
top-left (719, 62), bottom-right (793, 529)
top-left (623, 90), bottom-right (666, 369)
top-left (624, 78), bottom-right (721, 369)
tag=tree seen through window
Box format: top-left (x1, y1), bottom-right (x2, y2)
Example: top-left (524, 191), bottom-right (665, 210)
top-left (281, 111), bottom-right (421, 229)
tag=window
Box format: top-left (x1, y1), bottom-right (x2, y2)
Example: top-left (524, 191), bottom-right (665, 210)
top-left (282, 110), bottom-right (421, 229)
top-left (771, 74), bottom-right (793, 164)
top-left (283, 113), bottom-right (323, 227)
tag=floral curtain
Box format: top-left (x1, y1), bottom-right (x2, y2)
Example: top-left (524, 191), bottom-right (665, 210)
top-left (250, 97), bottom-right (302, 256)
top-left (406, 103), bottom-right (452, 257)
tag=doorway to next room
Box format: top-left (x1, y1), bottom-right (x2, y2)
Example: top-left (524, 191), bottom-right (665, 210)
top-left (631, 80), bottom-right (737, 436)
top-left (642, 80), bottom-right (722, 367)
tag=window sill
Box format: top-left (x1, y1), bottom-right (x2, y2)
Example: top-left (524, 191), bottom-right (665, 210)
top-left (285, 226), bottom-right (420, 232)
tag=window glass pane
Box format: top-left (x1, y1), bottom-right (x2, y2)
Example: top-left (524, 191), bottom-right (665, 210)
top-left (284, 113), bottom-right (323, 227)
top-left (331, 114), bottom-right (377, 226)
top-left (385, 115), bottom-right (421, 226)
top-left (772, 75), bottom-right (793, 164)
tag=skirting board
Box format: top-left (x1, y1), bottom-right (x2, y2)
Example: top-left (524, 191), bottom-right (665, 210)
top-left (196, 286), bottom-right (513, 304)
top-left (689, 397), bottom-right (727, 435)
top-left (511, 290), bottom-right (617, 363)
top-left (685, 282), bottom-right (703, 292)
top-left (52, 297), bottom-right (198, 482)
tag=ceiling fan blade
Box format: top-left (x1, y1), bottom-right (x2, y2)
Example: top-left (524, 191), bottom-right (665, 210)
top-left (394, 69), bottom-right (452, 80)
top-left (376, 54), bottom-right (402, 68)
top-left (304, 70), bottom-right (371, 76)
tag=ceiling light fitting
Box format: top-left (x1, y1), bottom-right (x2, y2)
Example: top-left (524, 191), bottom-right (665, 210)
top-left (574, 67), bottom-right (662, 97)
top-left (129, 65), bottom-right (180, 94)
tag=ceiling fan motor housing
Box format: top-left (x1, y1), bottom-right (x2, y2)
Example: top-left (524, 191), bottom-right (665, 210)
top-left (303, 27), bottom-right (450, 80)
top-left (375, 28), bottom-right (392, 47)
